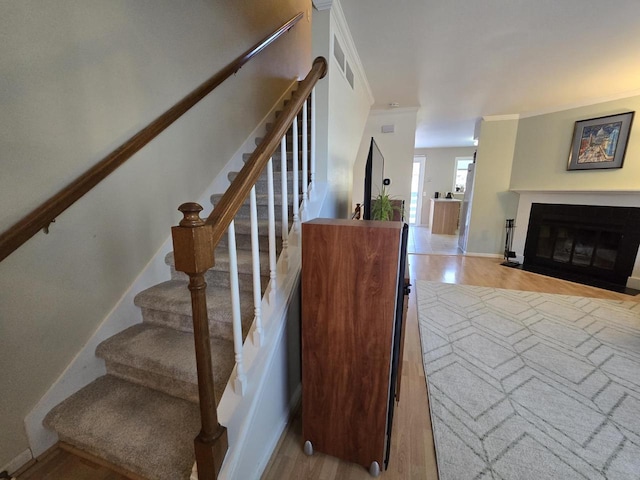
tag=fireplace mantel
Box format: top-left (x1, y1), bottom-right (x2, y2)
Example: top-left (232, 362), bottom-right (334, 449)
top-left (511, 190), bottom-right (640, 290)
top-left (512, 189), bottom-right (640, 195)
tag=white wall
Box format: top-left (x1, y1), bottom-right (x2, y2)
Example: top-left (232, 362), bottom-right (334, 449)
top-left (461, 94), bottom-right (640, 284)
top-left (466, 116), bottom-right (519, 255)
top-left (414, 147), bottom-right (476, 224)
top-left (352, 108), bottom-right (418, 216)
top-left (508, 94), bottom-right (640, 287)
top-left (0, 0), bottom-right (311, 469)
top-left (510, 94), bottom-right (640, 192)
top-left (312, 0), bottom-right (373, 218)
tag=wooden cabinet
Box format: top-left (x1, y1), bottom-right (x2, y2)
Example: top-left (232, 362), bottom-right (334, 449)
top-left (301, 219), bottom-right (408, 473)
top-left (429, 199), bottom-right (461, 234)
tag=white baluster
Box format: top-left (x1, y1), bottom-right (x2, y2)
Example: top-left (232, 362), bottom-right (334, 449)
top-left (280, 136), bottom-right (289, 261)
top-left (302, 98), bottom-right (309, 207)
top-left (267, 157), bottom-right (277, 301)
top-left (292, 115), bottom-right (300, 230)
top-left (228, 220), bottom-right (246, 395)
top-left (311, 87), bottom-right (316, 189)
top-left (249, 186), bottom-right (263, 346)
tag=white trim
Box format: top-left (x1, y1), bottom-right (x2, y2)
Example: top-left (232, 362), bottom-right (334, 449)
top-left (479, 91), bottom-right (640, 126)
top-left (482, 114), bottom-right (520, 122)
top-left (512, 189), bottom-right (640, 195)
top-left (410, 156), bottom-right (426, 225)
top-left (2, 449), bottom-right (32, 476)
top-left (480, 90), bottom-right (640, 123)
top-left (23, 79), bottom-right (300, 458)
top-left (453, 156), bottom-right (474, 194)
top-left (330, 0), bottom-right (374, 105)
top-left (312, 0), bottom-right (333, 10)
top-left (519, 88), bottom-right (640, 119)
top-left (511, 190), bottom-right (640, 287)
top-left (627, 276), bottom-right (640, 290)
top-left (464, 252), bottom-right (504, 259)
top-left (214, 183), bottom-right (328, 480)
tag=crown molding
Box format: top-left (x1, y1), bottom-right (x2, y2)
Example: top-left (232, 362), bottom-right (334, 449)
top-left (313, 0), bottom-right (333, 11)
top-left (482, 114), bottom-right (520, 122)
top-left (330, 0), bottom-right (375, 105)
top-left (519, 88), bottom-right (640, 119)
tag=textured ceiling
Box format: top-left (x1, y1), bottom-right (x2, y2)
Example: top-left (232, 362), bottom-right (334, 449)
top-left (339, 0), bottom-right (640, 148)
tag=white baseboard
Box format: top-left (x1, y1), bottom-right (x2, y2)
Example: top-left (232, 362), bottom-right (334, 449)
top-left (2, 449), bottom-right (32, 476)
top-left (25, 236), bottom-right (174, 457)
top-left (256, 383), bottom-right (302, 474)
top-left (212, 183), bottom-right (327, 480)
top-left (464, 252), bottom-right (504, 259)
top-left (216, 272), bottom-right (301, 480)
top-left (626, 276), bottom-right (640, 290)
top-left (24, 79), bottom-right (300, 459)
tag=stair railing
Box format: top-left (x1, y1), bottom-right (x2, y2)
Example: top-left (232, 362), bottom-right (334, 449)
top-left (171, 56), bottom-right (327, 479)
top-left (0, 12), bottom-right (304, 263)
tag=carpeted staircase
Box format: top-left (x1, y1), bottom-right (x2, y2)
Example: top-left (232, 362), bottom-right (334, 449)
top-left (44, 96), bottom-right (310, 480)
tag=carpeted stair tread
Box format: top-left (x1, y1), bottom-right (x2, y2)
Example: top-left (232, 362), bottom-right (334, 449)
top-left (135, 280), bottom-right (253, 338)
top-left (165, 248), bottom-right (269, 276)
top-left (223, 216), bottom-right (286, 237)
top-left (228, 171), bottom-right (300, 195)
top-left (215, 229), bottom-right (283, 253)
top-left (43, 91), bottom-right (305, 480)
top-left (166, 261), bottom-right (269, 294)
top-left (44, 375), bottom-right (198, 480)
top-left (243, 150), bottom-right (308, 165)
top-left (167, 262), bottom-right (270, 294)
top-left (96, 323), bottom-right (235, 404)
top-left (210, 201), bottom-right (293, 221)
top-left (211, 191), bottom-right (292, 207)
top-left (255, 133), bottom-right (310, 147)
top-left (214, 246), bottom-right (270, 276)
top-left (164, 251), bottom-right (271, 293)
top-left (229, 169), bottom-right (295, 183)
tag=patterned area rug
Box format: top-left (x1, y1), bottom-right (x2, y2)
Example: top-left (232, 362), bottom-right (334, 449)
top-left (416, 281), bottom-right (640, 480)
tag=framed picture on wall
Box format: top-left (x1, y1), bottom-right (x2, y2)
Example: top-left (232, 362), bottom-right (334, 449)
top-left (567, 111), bottom-right (634, 170)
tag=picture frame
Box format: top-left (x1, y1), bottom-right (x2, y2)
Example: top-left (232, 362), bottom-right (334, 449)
top-left (567, 111), bottom-right (634, 170)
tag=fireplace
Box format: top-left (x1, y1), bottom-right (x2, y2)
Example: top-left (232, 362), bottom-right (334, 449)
top-left (523, 203), bottom-right (640, 292)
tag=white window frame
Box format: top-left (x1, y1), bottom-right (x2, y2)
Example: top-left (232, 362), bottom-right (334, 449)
top-left (453, 156), bottom-right (474, 194)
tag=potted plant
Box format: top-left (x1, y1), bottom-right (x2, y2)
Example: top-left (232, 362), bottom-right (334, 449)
top-left (371, 187), bottom-right (397, 221)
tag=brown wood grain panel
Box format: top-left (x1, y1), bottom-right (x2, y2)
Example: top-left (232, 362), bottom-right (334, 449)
top-left (429, 200), bottom-right (460, 235)
top-left (301, 219), bottom-right (401, 469)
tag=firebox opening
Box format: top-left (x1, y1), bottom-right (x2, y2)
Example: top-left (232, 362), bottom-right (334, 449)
top-left (523, 203), bottom-right (640, 294)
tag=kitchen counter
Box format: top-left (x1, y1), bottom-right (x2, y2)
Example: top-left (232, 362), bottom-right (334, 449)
top-left (429, 198), bottom-right (461, 234)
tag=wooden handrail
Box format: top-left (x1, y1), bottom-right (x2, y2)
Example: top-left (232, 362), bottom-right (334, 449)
top-left (0, 12), bottom-right (304, 263)
top-left (171, 56), bottom-right (327, 479)
top-left (205, 56), bottom-right (327, 245)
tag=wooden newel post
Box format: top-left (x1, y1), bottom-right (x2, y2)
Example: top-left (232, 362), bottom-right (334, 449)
top-left (171, 202), bottom-right (228, 479)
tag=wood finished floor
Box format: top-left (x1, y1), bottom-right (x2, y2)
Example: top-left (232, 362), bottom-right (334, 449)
top-left (15, 444), bottom-right (130, 480)
top-left (16, 255), bottom-right (638, 480)
top-left (260, 255), bottom-right (637, 480)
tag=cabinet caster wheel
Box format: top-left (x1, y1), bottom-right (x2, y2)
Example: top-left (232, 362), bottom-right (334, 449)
top-left (369, 461), bottom-right (381, 477)
top-left (303, 440), bottom-right (314, 456)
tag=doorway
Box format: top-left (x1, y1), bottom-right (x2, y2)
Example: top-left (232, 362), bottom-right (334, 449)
top-left (409, 155), bottom-right (425, 224)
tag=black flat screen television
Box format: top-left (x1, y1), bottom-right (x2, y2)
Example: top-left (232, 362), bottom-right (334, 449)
top-left (363, 137), bottom-right (384, 220)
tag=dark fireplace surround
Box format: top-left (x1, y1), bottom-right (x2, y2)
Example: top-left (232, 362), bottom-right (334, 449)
top-left (523, 203), bottom-right (640, 292)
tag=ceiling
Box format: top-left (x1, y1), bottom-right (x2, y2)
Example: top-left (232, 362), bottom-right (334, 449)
top-left (339, 0), bottom-right (640, 148)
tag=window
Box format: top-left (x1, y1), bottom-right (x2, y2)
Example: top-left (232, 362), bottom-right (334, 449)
top-left (454, 157), bottom-right (473, 193)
